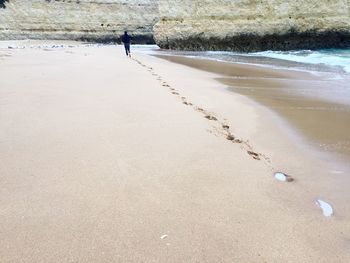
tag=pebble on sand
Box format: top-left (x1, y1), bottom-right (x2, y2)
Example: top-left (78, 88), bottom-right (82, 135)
top-left (274, 172), bottom-right (294, 182)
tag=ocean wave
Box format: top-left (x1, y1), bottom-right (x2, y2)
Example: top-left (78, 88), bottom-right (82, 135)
top-left (251, 49), bottom-right (350, 73)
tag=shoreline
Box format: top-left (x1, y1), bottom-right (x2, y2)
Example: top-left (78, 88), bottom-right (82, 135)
top-left (1, 41), bottom-right (349, 262)
top-left (155, 31), bottom-right (350, 52)
top-left (155, 54), bottom-right (350, 170)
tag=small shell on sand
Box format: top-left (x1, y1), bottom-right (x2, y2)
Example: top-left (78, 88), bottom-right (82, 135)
top-left (274, 172), bottom-right (294, 182)
top-left (316, 199), bottom-right (334, 217)
top-left (160, 235), bottom-right (168, 240)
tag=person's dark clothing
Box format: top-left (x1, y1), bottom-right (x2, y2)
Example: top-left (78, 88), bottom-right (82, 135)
top-left (121, 33), bottom-right (132, 56)
top-left (122, 34), bottom-right (131, 44)
top-left (124, 43), bottom-right (131, 56)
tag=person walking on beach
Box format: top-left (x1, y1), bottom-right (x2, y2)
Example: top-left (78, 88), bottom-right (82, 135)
top-left (121, 31), bottom-right (132, 57)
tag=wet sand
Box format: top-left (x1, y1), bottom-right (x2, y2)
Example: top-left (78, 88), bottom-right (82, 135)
top-left (1, 41), bottom-right (350, 262)
top-left (156, 55), bottom-right (350, 164)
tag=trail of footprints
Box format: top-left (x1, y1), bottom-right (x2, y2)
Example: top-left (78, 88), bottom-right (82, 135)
top-left (133, 57), bottom-right (268, 164)
top-left (132, 58), bottom-right (340, 218)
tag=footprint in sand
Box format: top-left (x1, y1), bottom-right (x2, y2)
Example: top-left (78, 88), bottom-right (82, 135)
top-left (182, 99), bottom-right (193, 106)
top-left (247, 151), bottom-right (260, 160)
top-left (172, 92), bottom-right (180, 95)
top-left (226, 134), bottom-right (235, 141)
top-left (205, 115), bottom-right (218, 121)
top-left (226, 134), bottom-right (242, 143)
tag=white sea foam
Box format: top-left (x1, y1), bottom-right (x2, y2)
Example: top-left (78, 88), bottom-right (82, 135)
top-left (158, 48), bottom-right (350, 76)
top-left (154, 48), bottom-right (350, 105)
top-left (252, 49), bottom-right (350, 73)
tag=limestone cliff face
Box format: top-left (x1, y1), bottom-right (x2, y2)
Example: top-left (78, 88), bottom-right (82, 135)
top-left (0, 0), bottom-right (158, 43)
top-left (2, 0), bottom-right (350, 50)
top-left (154, 0), bottom-right (350, 51)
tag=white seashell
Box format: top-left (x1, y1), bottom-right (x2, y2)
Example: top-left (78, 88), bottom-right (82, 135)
top-left (160, 235), bottom-right (168, 240)
top-left (274, 172), bottom-right (293, 182)
top-left (275, 172), bottom-right (287, 182)
top-left (316, 199), bottom-right (333, 217)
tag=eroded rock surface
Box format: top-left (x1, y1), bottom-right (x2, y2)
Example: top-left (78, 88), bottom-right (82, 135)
top-left (1, 0), bottom-right (350, 50)
top-left (154, 0), bottom-right (350, 51)
top-left (0, 0), bottom-right (158, 43)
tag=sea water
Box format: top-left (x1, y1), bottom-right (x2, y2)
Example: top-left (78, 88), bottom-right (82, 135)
top-left (157, 48), bottom-right (350, 75)
top-left (131, 45), bottom-right (350, 74)
top-left (245, 49), bottom-right (350, 105)
top-left (251, 49), bottom-right (350, 74)
top-left (150, 47), bottom-right (350, 105)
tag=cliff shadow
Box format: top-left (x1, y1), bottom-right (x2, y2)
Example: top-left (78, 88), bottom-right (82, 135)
top-left (0, 0), bottom-right (9, 9)
top-left (78, 34), bottom-right (156, 45)
top-left (157, 31), bottom-right (350, 52)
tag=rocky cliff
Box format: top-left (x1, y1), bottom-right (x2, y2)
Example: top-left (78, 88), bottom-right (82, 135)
top-left (1, 0), bottom-right (350, 50)
top-left (154, 0), bottom-right (350, 51)
top-left (0, 0), bottom-right (158, 43)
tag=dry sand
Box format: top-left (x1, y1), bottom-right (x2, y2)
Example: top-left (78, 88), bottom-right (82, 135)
top-left (0, 41), bottom-right (349, 262)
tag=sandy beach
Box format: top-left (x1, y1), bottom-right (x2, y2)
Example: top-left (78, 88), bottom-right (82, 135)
top-left (157, 55), bottom-right (350, 162)
top-left (1, 41), bottom-right (349, 262)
